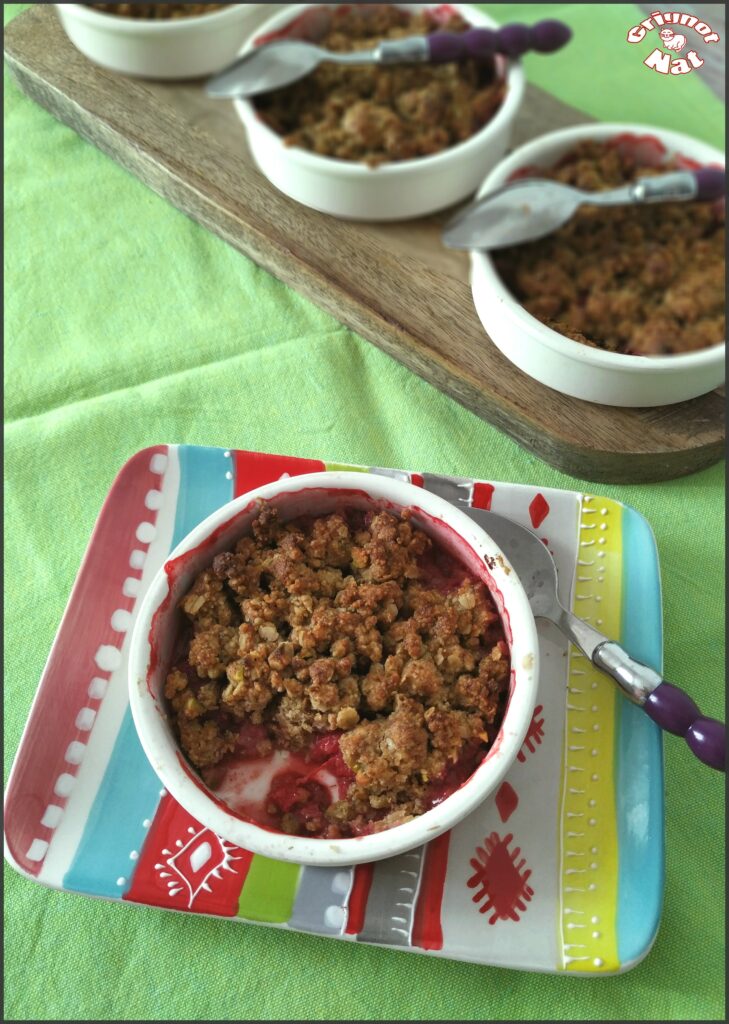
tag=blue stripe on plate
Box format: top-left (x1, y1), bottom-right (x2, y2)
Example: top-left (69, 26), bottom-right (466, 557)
top-left (615, 503), bottom-right (665, 967)
top-left (63, 446), bottom-right (234, 898)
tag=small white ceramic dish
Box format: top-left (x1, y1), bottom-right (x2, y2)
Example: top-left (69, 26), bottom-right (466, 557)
top-left (54, 3), bottom-right (263, 80)
top-left (128, 471), bottom-right (539, 867)
top-left (470, 122), bottom-right (725, 407)
top-left (233, 3), bottom-right (526, 221)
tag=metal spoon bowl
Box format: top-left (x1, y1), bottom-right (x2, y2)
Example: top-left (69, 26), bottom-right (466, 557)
top-left (207, 39), bottom-right (399, 98)
top-left (442, 167), bottom-right (726, 250)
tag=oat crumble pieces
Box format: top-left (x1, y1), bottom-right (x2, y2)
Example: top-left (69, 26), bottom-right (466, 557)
top-left (493, 138), bottom-right (725, 356)
top-left (165, 504), bottom-right (511, 838)
top-left (253, 4), bottom-right (506, 168)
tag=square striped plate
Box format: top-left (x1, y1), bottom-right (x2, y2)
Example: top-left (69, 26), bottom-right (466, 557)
top-left (4, 446), bottom-right (665, 975)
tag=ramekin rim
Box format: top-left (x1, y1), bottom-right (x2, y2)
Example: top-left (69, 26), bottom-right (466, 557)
top-left (233, 2), bottom-right (526, 179)
top-left (128, 471), bottom-right (539, 865)
top-left (56, 2), bottom-right (251, 33)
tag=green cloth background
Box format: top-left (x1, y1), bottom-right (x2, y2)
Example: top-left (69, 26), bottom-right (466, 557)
top-left (4, 3), bottom-right (725, 1020)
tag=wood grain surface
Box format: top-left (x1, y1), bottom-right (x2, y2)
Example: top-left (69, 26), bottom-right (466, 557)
top-left (4, 4), bottom-right (725, 483)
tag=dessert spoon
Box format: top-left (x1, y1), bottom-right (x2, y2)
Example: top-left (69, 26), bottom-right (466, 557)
top-left (421, 475), bottom-right (725, 772)
top-left (442, 166), bottom-right (726, 250)
top-left (206, 20), bottom-right (572, 98)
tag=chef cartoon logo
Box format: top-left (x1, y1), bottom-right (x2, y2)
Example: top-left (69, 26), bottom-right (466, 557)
top-left (627, 11), bottom-right (720, 75)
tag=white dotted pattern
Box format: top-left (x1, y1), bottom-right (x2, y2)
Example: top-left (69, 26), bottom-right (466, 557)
top-left (111, 609), bottom-right (133, 633)
top-left (122, 577), bottom-right (140, 598)
top-left (129, 549), bottom-right (146, 570)
top-left (24, 450), bottom-right (172, 867)
top-left (54, 773), bottom-right (76, 798)
top-left (331, 871), bottom-right (351, 895)
top-left (136, 522), bottom-right (156, 544)
top-left (75, 708), bottom-right (97, 731)
top-left (41, 805), bottom-right (64, 829)
top-left (324, 905), bottom-right (346, 929)
top-left (145, 489), bottom-right (163, 511)
top-left (64, 741), bottom-right (86, 765)
top-left (95, 646), bottom-right (122, 672)
top-left (88, 677), bottom-right (108, 700)
top-left (26, 839), bottom-right (50, 862)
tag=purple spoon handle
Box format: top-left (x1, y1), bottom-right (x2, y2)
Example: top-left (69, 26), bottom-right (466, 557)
top-left (694, 166), bottom-right (726, 201)
top-left (645, 682), bottom-right (726, 771)
top-left (427, 20), bottom-right (572, 62)
top-left (593, 642), bottom-right (725, 771)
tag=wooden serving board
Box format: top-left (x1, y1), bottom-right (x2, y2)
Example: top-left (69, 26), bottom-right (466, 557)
top-left (5, 4), bottom-right (724, 483)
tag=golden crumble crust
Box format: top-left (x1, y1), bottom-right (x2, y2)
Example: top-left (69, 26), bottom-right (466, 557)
top-left (253, 5), bottom-right (506, 168)
top-left (165, 503), bottom-right (511, 837)
top-left (494, 140), bottom-right (725, 356)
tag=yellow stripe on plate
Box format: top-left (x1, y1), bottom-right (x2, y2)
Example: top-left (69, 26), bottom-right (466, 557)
top-left (557, 495), bottom-right (622, 973)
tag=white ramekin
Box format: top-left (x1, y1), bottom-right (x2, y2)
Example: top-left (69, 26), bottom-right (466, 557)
top-left (470, 123), bottom-right (725, 407)
top-left (128, 472), bottom-right (538, 867)
top-left (233, 3), bottom-right (526, 221)
top-left (54, 3), bottom-right (265, 79)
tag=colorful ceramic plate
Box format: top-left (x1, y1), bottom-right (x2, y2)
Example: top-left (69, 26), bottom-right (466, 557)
top-left (4, 446), bottom-right (664, 974)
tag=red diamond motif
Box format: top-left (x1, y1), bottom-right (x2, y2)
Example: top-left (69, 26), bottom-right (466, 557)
top-left (495, 781), bottom-right (519, 823)
top-left (529, 493), bottom-right (550, 529)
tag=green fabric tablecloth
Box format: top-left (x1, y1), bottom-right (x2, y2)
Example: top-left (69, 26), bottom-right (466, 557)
top-left (4, 3), bottom-right (725, 1020)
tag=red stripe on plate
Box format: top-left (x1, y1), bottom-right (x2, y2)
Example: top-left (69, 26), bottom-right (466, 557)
top-left (344, 863), bottom-right (374, 934)
top-left (232, 451), bottom-right (326, 497)
top-left (4, 446), bottom-right (168, 877)
top-left (124, 794), bottom-right (251, 916)
top-left (472, 483), bottom-right (494, 510)
top-left (411, 831), bottom-right (451, 950)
